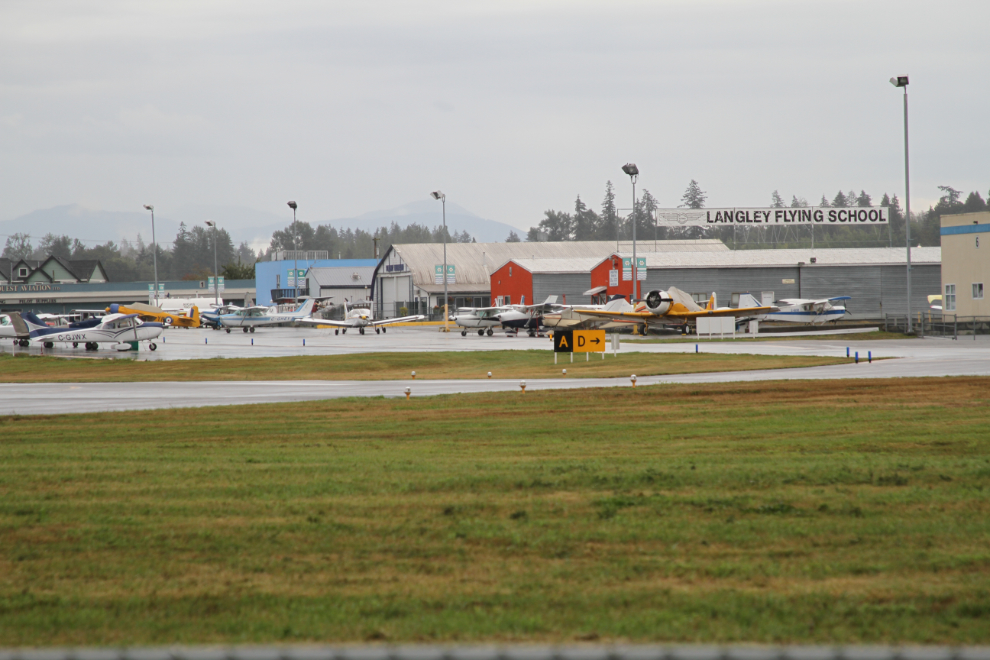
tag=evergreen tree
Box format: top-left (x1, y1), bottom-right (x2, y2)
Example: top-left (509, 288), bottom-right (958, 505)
top-left (819, 195), bottom-right (830, 207)
top-left (962, 191), bottom-right (988, 213)
top-left (856, 190), bottom-right (872, 207)
top-left (572, 195), bottom-right (600, 241)
top-left (680, 180), bottom-right (707, 209)
top-left (831, 191), bottom-right (848, 207)
top-left (601, 181), bottom-right (618, 240)
top-left (505, 231), bottom-right (521, 242)
top-left (790, 195), bottom-right (808, 208)
top-left (771, 190), bottom-right (785, 208)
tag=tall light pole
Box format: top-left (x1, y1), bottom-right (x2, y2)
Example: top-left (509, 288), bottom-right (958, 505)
top-left (287, 201), bottom-right (298, 303)
top-left (890, 75), bottom-right (913, 333)
top-left (431, 191), bottom-right (448, 332)
top-left (621, 163), bottom-right (639, 301)
top-left (143, 205), bottom-right (159, 306)
top-left (205, 221), bottom-right (219, 308)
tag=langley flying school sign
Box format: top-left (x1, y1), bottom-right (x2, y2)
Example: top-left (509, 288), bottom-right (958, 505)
top-left (656, 207), bottom-right (889, 226)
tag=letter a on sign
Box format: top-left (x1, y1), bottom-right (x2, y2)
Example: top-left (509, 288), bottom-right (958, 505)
top-left (553, 330), bottom-right (574, 353)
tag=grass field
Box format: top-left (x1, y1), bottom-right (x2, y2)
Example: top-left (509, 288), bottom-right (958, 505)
top-left (0, 350), bottom-right (850, 382)
top-left (2, 377), bottom-right (989, 646)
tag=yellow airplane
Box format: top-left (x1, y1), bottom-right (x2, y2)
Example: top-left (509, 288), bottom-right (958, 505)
top-left (106, 303), bottom-right (201, 328)
top-left (576, 287), bottom-right (777, 334)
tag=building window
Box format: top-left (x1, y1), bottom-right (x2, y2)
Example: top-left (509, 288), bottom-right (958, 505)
top-left (19, 267), bottom-right (28, 277)
top-left (509, 266), bottom-right (512, 277)
top-left (504, 295), bottom-right (511, 305)
top-left (973, 283), bottom-right (984, 300)
top-left (945, 284), bottom-right (956, 311)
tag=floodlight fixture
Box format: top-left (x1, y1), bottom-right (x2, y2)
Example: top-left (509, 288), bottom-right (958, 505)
top-left (143, 204), bottom-right (154, 211)
top-left (287, 201), bottom-right (297, 210)
top-left (621, 163), bottom-right (639, 177)
top-left (889, 76), bottom-right (909, 88)
top-left (890, 73), bottom-right (913, 332)
top-left (205, 220), bottom-right (215, 227)
top-left (431, 191), bottom-right (444, 201)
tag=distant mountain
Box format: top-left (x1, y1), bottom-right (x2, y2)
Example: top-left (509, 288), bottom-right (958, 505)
top-left (1, 201), bottom-right (521, 252)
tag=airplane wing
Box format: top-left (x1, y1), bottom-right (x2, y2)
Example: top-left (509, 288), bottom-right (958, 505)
top-left (370, 315), bottom-right (425, 326)
top-left (295, 318), bottom-right (353, 328)
top-left (579, 305), bottom-right (777, 322)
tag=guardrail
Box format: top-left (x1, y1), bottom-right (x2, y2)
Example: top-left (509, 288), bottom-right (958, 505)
top-left (3, 647), bottom-right (990, 660)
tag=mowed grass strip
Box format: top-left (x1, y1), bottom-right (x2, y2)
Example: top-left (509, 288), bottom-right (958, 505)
top-left (0, 350), bottom-right (849, 382)
top-left (626, 331), bottom-right (909, 344)
top-left (1, 377), bottom-right (989, 646)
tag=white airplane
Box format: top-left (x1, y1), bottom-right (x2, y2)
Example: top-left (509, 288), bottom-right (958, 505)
top-left (296, 300), bottom-right (424, 335)
top-left (495, 296), bottom-right (563, 337)
top-left (217, 298), bottom-right (317, 333)
top-left (738, 293), bottom-right (850, 325)
top-left (450, 306), bottom-right (509, 336)
top-left (1, 313), bottom-right (31, 346)
top-left (21, 311), bottom-right (163, 351)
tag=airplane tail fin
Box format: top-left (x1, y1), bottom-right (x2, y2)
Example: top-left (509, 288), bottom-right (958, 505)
top-left (604, 297), bottom-right (633, 312)
top-left (191, 306), bottom-right (200, 323)
top-left (737, 293), bottom-right (761, 309)
top-left (20, 312), bottom-right (50, 331)
top-left (705, 292), bottom-right (717, 310)
top-left (542, 295), bottom-right (558, 305)
top-left (7, 312), bottom-right (30, 338)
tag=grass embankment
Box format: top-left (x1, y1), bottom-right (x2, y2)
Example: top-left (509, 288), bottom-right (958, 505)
top-left (2, 377), bottom-right (989, 645)
top-left (0, 350), bottom-right (850, 382)
top-left (627, 331), bottom-right (909, 344)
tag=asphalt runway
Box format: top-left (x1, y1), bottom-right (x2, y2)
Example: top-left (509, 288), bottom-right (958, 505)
top-left (3, 326), bottom-right (989, 416)
top-left (3, 343), bottom-right (989, 416)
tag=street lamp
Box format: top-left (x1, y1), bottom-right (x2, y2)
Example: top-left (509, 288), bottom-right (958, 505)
top-left (143, 205), bottom-right (159, 306)
top-left (431, 190), bottom-right (448, 333)
top-left (205, 221), bottom-right (219, 308)
top-left (890, 75), bottom-right (913, 333)
top-left (621, 163), bottom-right (639, 301)
top-left (287, 201), bottom-right (298, 303)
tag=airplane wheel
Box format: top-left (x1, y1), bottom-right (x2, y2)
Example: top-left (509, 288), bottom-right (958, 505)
top-left (226, 328), bottom-right (231, 333)
top-left (478, 329), bottom-right (484, 336)
top-left (528, 330), bottom-right (536, 337)
top-left (335, 329), bottom-right (339, 335)
top-left (149, 343), bottom-right (157, 351)
top-left (250, 327), bottom-right (255, 333)
top-left (487, 328), bottom-right (493, 336)
top-left (382, 327), bottom-right (386, 333)
top-left (243, 327), bottom-right (249, 333)
top-left (359, 327), bottom-right (365, 335)
top-left (72, 342), bottom-right (78, 348)
top-left (342, 329), bottom-right (346, 334)
top-left (461, 330), bottom-right (467, 336)
top-left (375, 327), bottom-right (380, 334)
top-left (21, 339), bottom-right (30, 347)
top-left (44, 341), bottom-right (54, 349)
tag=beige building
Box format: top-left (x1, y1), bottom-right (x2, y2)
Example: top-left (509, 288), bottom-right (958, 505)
top-left (941, 211), bottom-right (990, 316)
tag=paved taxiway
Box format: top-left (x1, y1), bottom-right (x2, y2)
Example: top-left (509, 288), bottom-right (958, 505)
top-left (2, 327), bottom-right (989, 415)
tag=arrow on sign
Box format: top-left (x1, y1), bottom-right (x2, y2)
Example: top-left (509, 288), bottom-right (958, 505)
top-left (590, 337), bottom-right (601, 345)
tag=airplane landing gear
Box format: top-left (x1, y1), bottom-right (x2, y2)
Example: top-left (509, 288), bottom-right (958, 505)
top-left (72, 342), bottom-right (78, 348)
top-left (359, 327), bottom-right (365, 335)
top-left (226, 328), bottom-right (231, 334)
top-left (242, 327), bottom-right (249, 333)
top-left (375, 327), bottom-right (380, 334)
top-left (335, 329), bottom-right (339, 335)
top-left (462, 330), bottom-right (467, 336)
top-left (19, 339), bottom-right (29, 347)
top-left (342, 328), bottom-right (346, 334)
top-left (43, 341), bottom-right (54, 348)
top-left (381, 327), bottom-right (386, 333)
top-left (487, 328), bottom-right (494, 336)
top-left (249, 327), bottom-right (255, 333)
top-left (85, 342), bottom-right (98, 351)
top-left (149, 343), bottom-right (157, 351)
top-left (477, 329), bottom-right (484, 336)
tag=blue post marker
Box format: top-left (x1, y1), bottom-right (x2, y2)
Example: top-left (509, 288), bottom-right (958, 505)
top-left (846, 347), bottom-right (850, 358)
top-left (868, 350), bottom-right (872, 364)
top-left (303, 338), bottom-right (306, 346)
top-left (855, 351), bottom-right (859, 364)
top-left (695, 344), bottom-right (699, 353)
top-left (205, 337), bottom-right (208, 344)
top-left (251, 338), bottom-right (253, 346)
top-left (162, 336), bottom-right (165, 343)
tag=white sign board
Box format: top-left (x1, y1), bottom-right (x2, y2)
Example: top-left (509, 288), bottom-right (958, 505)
top-left (655, 207), bottom-right (889, 226)
top-left (609, 269), bottom-right (619, 287)
top-left (434, 264), bottom-right (444, 284)
top-left (218, 276), bottom-right (225, 292)
top-left (207, 276), bottom-right (215, 292)
top-left (637, 257), bottom-right (646, 281)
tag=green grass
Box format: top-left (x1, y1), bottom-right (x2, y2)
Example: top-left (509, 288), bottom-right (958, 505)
top-left (0, 350), bottom-right (851, 382)
top-left (1, 377), bottom-right (989, 645)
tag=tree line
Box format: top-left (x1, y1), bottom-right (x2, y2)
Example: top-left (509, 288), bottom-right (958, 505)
top-left (522, 181), bottom-right (990, 249)
top-left (1, 224), bottom-right (257, 282)
top-left (265, 220), bottom-right (474, 259)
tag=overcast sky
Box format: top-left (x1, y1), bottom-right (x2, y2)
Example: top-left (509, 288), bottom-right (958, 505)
top-left (2, 0), bottom-right (988, 233)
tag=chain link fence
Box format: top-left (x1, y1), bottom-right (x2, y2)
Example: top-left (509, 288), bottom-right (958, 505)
top-left (886, 314), bottom-right (990, 339)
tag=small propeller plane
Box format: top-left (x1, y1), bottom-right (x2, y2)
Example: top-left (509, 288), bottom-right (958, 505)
top-left (449, 306), bottom-right (508, 336)
top-left (106, 302), bottom-right (201, 328)
top-left (574, 286), bottom-right (777, 334)
top-left (737, 293), bottom-right (850, 325)
top-left (20, 311), bottom-right (164, 351)
top-left (296, 300), bottom-right (424, 335)
top-left (496, 296), bottom-right (562, 337)
top-left (217, 298), bottom-right (317, 333)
